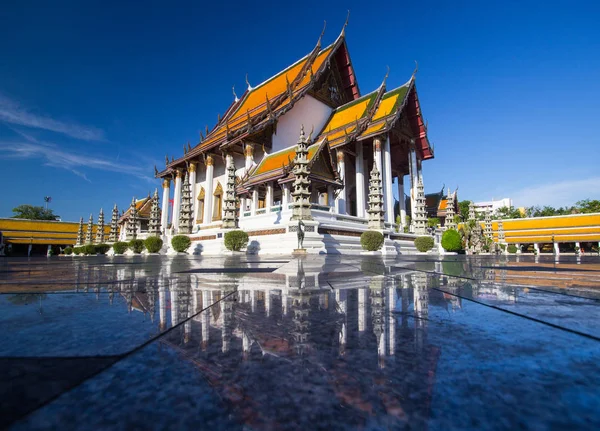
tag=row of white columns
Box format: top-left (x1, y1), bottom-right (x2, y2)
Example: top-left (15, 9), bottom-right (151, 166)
top-left (334, 134), bottom-right (416, 227)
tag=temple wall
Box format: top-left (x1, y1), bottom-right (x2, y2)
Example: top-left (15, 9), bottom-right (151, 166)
top-left (271, 95), bottom-right (331, 152)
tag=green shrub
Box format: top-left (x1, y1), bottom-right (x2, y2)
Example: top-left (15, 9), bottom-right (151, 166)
top-left (72, 246), bottom-right (82, 255)
top-left (64, 247), bottom-right (73, 255)
top-left (171, 235), bottom-right (191, 253)
top-left (499, 243), bottom-right (506, 251)
top-left (507, 244), bottom-right (518, 254)
top-left (144, 236), bottom-right (163, 253)
top-left (96, 244), bottom-right (110, 255)
top-left (441, 229), bottom-right (462, 252)
top-left (129, 239), bottom-right (144, 254)
top-left (112, 241), bottom-right (128, 254)
top-left (360, 231), bottom-right (384, 251)
top-left (224, 230), bottom-right (249, 251)
top-left (414, 236), bottom-right (435, 252)
top-left (83, 244), bottom-right (97, 255)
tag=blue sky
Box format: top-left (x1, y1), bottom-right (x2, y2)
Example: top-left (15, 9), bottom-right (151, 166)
top-left (1, 0), bottom-right (599, 221)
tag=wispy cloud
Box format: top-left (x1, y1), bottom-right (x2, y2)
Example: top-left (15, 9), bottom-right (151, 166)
top-left (0, 94), bottom-right (105, 141)
top-left (510, 177), bottom-right (600, 208)
top-left (0, 138), bottom-right (155, 184)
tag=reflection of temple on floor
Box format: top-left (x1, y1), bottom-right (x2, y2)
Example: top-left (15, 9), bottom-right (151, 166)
top-left (74, 262), bottom-right (487, 427)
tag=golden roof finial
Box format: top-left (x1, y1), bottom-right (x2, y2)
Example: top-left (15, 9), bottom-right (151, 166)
top-left (265, 93), bottom-right (273, 116)
top-left (308, 124), bottom-right (314, 143)
top-left (286, 75), bottom-right (293, 100)
top-left (200, 130), bottom-right (204, 140)
top-left (205, 125), bottom-right (209, 135)
top-left (317, 20), bottom-right (326, 48)
top-left (245, 73), bottom-right (252, 91)
top-left (382, 65), bottom-right (390, 88)
top-left (412, 60), bottom-right (419, 78)
top-left (217, 113), bottom-right (221, 123)
top-left (341, 10), bottom-right (350, 37)
top-left (232, 85), bottom-right (239, 102)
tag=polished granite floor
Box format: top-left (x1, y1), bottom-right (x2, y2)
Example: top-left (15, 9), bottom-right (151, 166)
top-left (1, 254), bottom-right (600, 430)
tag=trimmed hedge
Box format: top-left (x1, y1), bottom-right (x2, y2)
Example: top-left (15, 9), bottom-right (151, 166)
top-left (96, 244), bottom-right (110, 255)
top-left (64, 247), bottom-right (73, 255)
top-left (112, 241), bottom-right (128, 254)
top-left (83, 244), bottom-right (97, 255)
top-left (73, 246), bottom-right (82, 255)
top-left (441, 229), bottom-right (462, 252)
top-left (414, 236), bottom-right (434, 252)
top-left (224, 230), bottom-right (249, 252)
top-left (144, 236), bottom-right (163, 253)
top-left (507, 244), bottom-right (518, 254)
top-left (360, 231), bottom-right (384, 251)
top-left (171, 235), bottom-right (191, 253)
top-left (129, 239), bottom-right (144, 254)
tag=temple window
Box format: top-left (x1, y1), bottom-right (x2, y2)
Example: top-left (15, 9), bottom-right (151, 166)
top-left (212, 182), bottom-right (223, 221)
top-left (196, 187), bottom-right (205, 224)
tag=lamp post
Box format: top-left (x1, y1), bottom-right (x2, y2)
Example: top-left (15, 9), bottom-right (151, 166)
top-left (44, 196), bottom-right (52, 210)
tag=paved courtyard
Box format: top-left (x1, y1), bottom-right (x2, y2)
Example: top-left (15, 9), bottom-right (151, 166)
top-left (1, 254), bottom-right (600, 430)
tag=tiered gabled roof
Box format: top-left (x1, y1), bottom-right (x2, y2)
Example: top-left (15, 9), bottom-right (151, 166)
top-left (315, 74), bottom-right (434, 159)
top-left (315, 88), bottom-right (382, 148)
top-left (238, 138), bottom-right (340, 192)
top-left (118, 196), bottom-right (152, 223)
top-left (158, 27), bottom-right (360, 178)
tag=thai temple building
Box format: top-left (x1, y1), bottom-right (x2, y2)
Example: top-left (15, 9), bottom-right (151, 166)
top-left (155, 23), bottom-right (434, 255)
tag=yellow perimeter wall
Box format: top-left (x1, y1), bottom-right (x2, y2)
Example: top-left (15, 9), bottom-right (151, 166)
top-left (0, 218), bottom-right (111, 245)
top-left (491, 213), bottom-right (600, 243)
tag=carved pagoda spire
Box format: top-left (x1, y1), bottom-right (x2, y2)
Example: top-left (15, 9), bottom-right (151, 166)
top-left (413, 179), bottom-right (428, 235)
top-left (484, 209), bottom-right (493, 239)
top-left (85, 214), bottom-right (94, 244)
top-left (290, 126), bottom-right (313, 221)
top-left (76, 217), bottom-right (84, 246)
top-left (148, 189), bottom-right (161, 236)
top-left (445, 190), bottom-right (457, 230)
top-left (95, 208), bottom-right (105, 244)
top-left (222, 155), bottom-right (238, 229)
top-left (468, 201), bottom-right (477, 222)
top-left (497, 220), bottom-right (505, 243)
top-left (126, 197), bottom-right (138, 240)
top-left (178, 172), bottom-right (193, 234)
top-left (367, 164), bottom-right (385, 230)
top-left (109, 204), bottom-right (119, 242)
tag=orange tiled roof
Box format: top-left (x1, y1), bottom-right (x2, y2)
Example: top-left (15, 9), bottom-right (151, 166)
top-left (197, 45), bottom-right (335, 152)
top-left (316, 90), bottom-right (379, 148)
top-left (121, 197), bottom-right (152, 221)
top-left (358, 81), bottom-right (411, 140)
top-left (251, 141), bottom-right (322, 178)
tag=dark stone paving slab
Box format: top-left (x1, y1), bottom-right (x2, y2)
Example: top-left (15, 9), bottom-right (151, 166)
top-left (1, 255), bottom-right (600, 429)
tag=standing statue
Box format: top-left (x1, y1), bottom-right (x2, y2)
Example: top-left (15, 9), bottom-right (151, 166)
top-left (297, 219), bottom-right (305, 249)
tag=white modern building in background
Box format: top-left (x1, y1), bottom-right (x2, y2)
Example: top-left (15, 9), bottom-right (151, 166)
top-left (474, 198), bottom-right (513, 215)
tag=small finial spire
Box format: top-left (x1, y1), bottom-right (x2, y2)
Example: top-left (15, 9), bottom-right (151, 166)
top-left (299, 124), bottom-right (306, 142)
top-left (232, 85), bottom-right (238, 102)
top-left (245, 73), bottom-right (252, 91)
top-left (341, 10), bottom-right (350, 37)
top-left (205, 125), bottom-right (209, 135)
top-left (381, 65), bottom-right (390, 88)
top-left (154, 165), bottom-right (158, 176)
top-left (317, 20), bottom-right (326, 47)
top-left (412, 60), bottom-right (419, 78)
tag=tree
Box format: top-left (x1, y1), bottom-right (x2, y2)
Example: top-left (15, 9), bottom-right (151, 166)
top-left (575, 199), bottom-right (600, 214)
top-left (495, 206), bottom-right (523, 220)
top-left (458, 200), bottom-right (471, 221)
top-left (12, 205), bottom-right (59, 220)
top-left (427, 217), bottom-right (440, 228)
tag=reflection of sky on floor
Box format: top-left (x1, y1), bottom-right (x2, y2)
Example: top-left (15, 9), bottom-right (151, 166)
top-left (2, 254), bottom-right (600, 430)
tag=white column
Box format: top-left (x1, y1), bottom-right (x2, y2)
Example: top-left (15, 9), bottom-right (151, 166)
top-left (554, 242), bottom-right (560, 255)
top-left (172, 170), bottom-right (182, 230)
top-left (245, 144), bottom-right (254, 171)
top-left (398, 176), bottom-right (406, 228)
top-left (383, 135), bottom-right (394, 224)
top-left (265, 289), bottom-right (271, 316)
top-left (161, 178), bottom-right (170, 234)
top-left (335, 150), bottom-right (346, 214)
top-left (202, 155), bottom-right (214, 225)
top-left (188, 162), bottom-right (197, 225)
top-left (408, 143), bottom-right (417, 220)
top-left (534, 243), bottom-right (540, 254)
top-left (575, 242), bottom-right (581, 254)
top-left (282, 184), bottom-right (290, 209)
top-left (355, 141), bottom-right (365, 218)
top-left (327, 185), bottom-right (334, 208)
top-left (266, 182), bottom-right (273, 212)
top-left (251, 188), bottom-right (258, 216)
top-left (358, 288), bottom-right (367, 332)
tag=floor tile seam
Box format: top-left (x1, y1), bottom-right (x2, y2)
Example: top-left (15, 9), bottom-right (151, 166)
top-left (401, 267), bottom-right (600, 302)
top-left (337, 261), bottom-right (600, 341)
top-left (7, 290), bottom-right (238, 428)
top-left (431, 286), bottom-right (600, 342)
